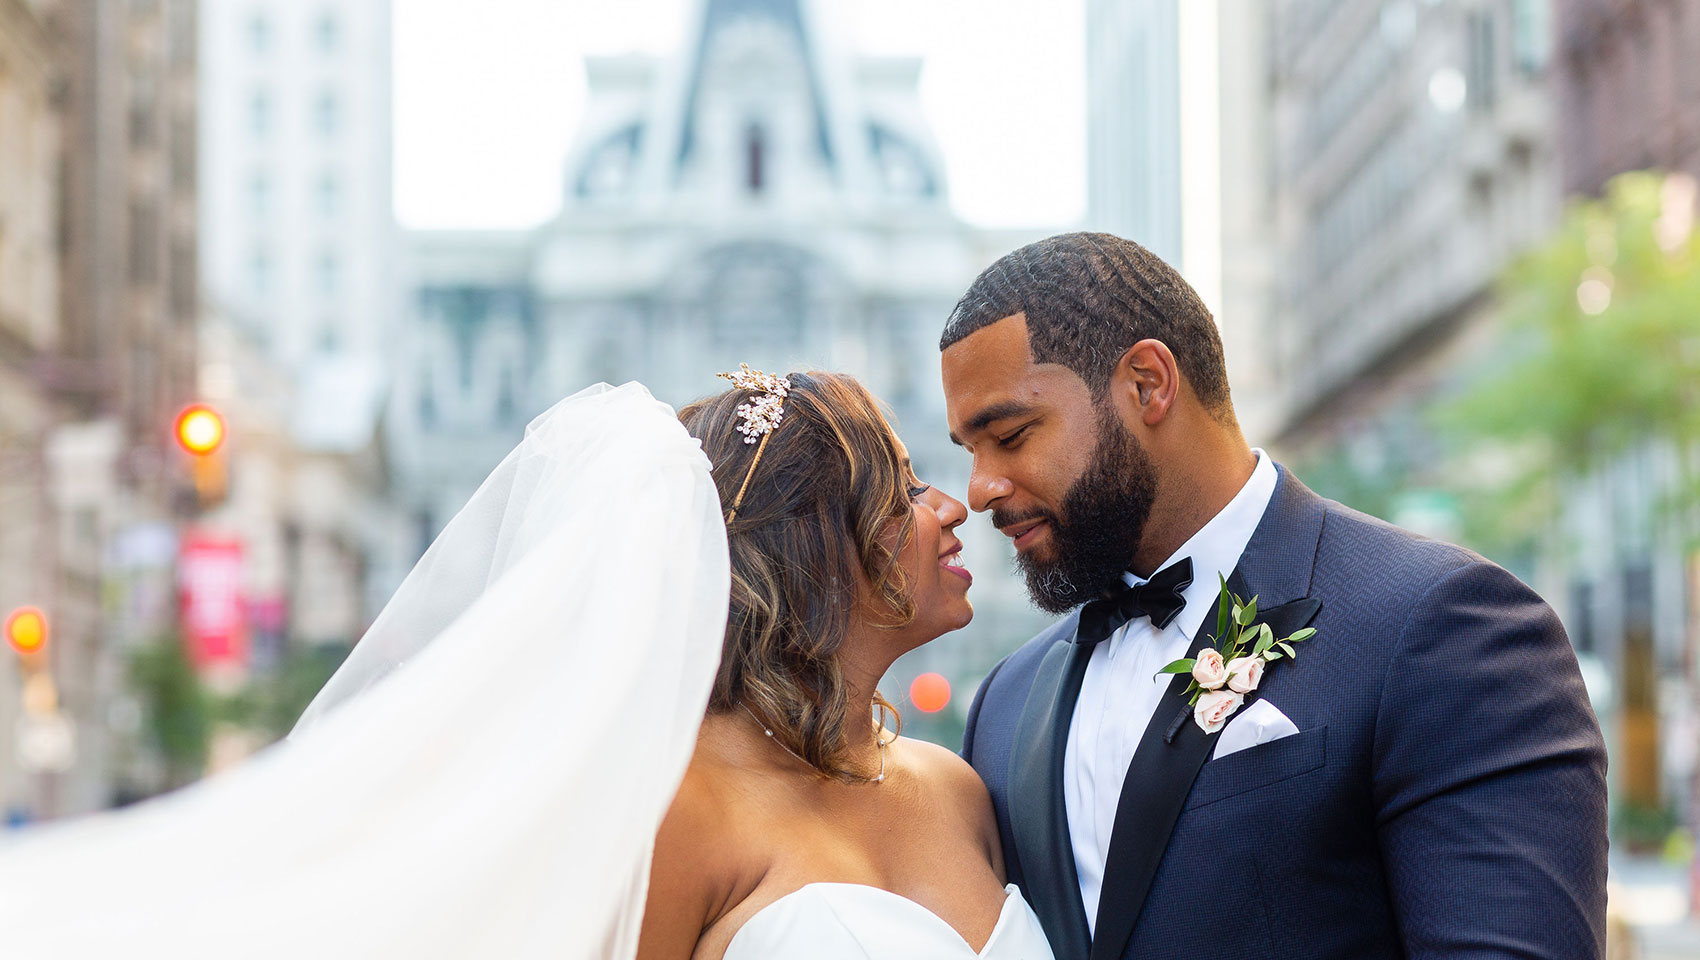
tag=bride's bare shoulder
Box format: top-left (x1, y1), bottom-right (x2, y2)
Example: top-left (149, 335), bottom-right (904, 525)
top-left (640, 717), bottom-right (770, 959)
top-left (892, 736), bottom-right (1004, 872)
top-left (894, 736), bottom-right (993, 811)
top-left (667, 714), bottom-right (769, 838)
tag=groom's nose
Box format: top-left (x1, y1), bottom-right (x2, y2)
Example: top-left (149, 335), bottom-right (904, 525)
top-left (966, 462), bottom-right (1013, 513)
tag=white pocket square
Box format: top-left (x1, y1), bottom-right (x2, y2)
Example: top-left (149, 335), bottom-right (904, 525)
top-left (1212, 699), bottom-right (1300, 760)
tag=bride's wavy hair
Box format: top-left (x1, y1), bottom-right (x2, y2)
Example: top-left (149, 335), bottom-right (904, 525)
top-left (680, 371), bottom-right (913, 781)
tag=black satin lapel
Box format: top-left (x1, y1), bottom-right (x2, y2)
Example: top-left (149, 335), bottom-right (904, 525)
top-left (1257, 597), bottom-right (1322, 645)
top-left (1088, 586), bottom-right (1321, 960)
top-left (1009, 636), bottom-right (1094, 960)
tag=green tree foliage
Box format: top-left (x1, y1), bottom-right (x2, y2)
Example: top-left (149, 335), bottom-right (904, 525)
top-left (128, 638), bottom-right (211, 788)
top-left (127, 638), bottom-right (352, 791)
top-left (1436, 171), bottom-right (1700, 542)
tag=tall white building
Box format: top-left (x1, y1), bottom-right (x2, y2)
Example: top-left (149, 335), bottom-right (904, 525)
top-left (1085, 0), bottom-right (1182, 265)
top-left (196, 0), bottom-right (405, 652)
top-left (1084, 0), bottom-right (1278, 437)
top-left (391, 0), bottom-right (1052, 730)
top-left (199, 0), bottom-right (394, 443)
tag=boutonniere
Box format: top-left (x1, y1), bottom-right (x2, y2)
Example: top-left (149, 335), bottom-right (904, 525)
top-left (1157, 576), bottom-right (1317, 734)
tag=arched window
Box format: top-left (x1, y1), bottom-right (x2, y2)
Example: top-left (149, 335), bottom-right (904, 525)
top-left (745, 123), bottom-right (766, 194)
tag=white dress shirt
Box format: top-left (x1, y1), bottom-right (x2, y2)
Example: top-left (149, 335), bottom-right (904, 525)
top-left (1064, 450), bottom-right (1277, 932)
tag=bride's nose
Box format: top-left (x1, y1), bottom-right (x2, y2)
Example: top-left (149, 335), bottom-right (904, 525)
top-left (930, 488), bottom-right (968, 531)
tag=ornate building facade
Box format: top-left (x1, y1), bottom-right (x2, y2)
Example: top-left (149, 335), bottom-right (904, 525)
top-left (390, 0), bottom-right (1051, 729)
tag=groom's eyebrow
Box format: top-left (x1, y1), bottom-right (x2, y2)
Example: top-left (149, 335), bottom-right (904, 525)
top-left (949, 400), bottom-right (1038, 446)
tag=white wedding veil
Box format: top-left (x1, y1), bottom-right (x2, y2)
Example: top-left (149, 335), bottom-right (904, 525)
top-left (0, 382), bottom-right (729, 959)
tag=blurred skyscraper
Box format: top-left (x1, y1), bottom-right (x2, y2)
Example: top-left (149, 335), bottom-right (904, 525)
top-left (200, 0), bottom-right (396, 404)
top-left (1083, 0), bottom-right (1278, 438)
top-left (391, 0), bottom-right (1052, 728)
top-left (198, 0), bottom-right (406, 653)
top-left (1265, 0), bottom-right (1557, 455)
top-left (1085, 0), bottom-right (1182, 266)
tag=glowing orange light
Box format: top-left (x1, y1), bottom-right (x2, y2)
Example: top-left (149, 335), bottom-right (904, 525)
top-left (909, 672), bottom-right (951, 713)
top-left (5, 607), bottom-right (47, 655)
top-left (175, 404), bottom-right (226, 456)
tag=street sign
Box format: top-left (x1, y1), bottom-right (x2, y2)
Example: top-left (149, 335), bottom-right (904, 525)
top-left (178, 534), bottom-right (248, 668)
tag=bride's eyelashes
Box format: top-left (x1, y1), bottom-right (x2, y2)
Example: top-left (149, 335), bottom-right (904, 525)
top-left (907, 482), bottom-right (931, 500)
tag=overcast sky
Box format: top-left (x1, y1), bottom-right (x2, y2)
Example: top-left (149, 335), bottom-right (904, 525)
top-left (393, 0), bottom-right (1086, 230)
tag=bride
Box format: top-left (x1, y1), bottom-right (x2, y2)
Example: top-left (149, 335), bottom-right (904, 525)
top-left (645, 370), bottom-right (1050, 958)
top-left (0, 369), bottom-right (1053, 960)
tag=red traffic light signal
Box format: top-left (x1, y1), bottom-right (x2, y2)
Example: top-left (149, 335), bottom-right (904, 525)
top-left (175, 404), bottom-right (226, 456)
top-left (5, 606), bottom-right (48, 655)
top-left (909, 672), bottom-right (951, 713)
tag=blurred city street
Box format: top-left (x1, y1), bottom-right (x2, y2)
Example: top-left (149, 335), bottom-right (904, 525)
top-left (2, 0), bottom-right (1699, 953)
top-left (1615, 855), bottom-right (1700, 959)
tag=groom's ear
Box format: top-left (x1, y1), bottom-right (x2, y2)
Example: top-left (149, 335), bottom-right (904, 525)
top-left (1113, 339), bottom-right (1180, 428)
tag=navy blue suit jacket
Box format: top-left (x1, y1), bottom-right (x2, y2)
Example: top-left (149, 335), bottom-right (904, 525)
top-left (963, 466), bottom-right (1607, 960)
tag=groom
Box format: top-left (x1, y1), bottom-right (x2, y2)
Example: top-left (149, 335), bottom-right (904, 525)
top-left (943, 233), bottom-right (1607, 960)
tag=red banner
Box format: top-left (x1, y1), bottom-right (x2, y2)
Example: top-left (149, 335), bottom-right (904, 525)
top-left (178, 535), bottom-right (247, 668)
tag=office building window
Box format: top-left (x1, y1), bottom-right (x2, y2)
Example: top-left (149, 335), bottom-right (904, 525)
top-left (313, 91), bottom-right (340, 138)
top-left (317, 321), bottom-right (343, 354)
top-left (1512, 0), bottom-right (1551, 74)
top-left (316, 250), bottom-right (340, 296)
top-left (315, 172), bottom-right (340, 218)
top-left (746, 123), bottom-right (766, 194)
top-left (1467, 11), bottom-right (1498, 111)
top-left (249, 249), bottom-right (272, 296)
top-left (496, 368), bottom-right (517, 422)
top-left (250, 90), bottom-right (272, 138)
top-left (249, 171), bottom-right (271, 219)
top-left (249, 14), bottom-right (271, 53)
top-left (129, 81), bottom-right (157, 149)
top-left (418, 372), bottom-right (438, 430)
top-left (316, 12), bottom-right (340, 53)
top-left (129, 201), bottom-right (159, 285)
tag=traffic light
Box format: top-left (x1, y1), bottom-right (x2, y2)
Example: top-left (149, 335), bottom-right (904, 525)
top-left (173, 403), bottom-right (228, 506)
top-left (908, 672), bottom-right (951, 713)
top-left (5, 606), bottom-right (48, 656)
top-left (174, 404), bottom-right (226, 456)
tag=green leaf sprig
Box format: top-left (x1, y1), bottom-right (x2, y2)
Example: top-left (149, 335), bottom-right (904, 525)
top-left (1155, 574), bottom-right (1317, 705)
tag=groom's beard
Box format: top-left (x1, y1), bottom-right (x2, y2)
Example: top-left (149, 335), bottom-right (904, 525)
top-left (1000, 413), bottom-right (1157, 614)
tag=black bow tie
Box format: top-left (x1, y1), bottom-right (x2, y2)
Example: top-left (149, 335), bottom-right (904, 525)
top-left (1075, 557), bottom-right (1196, 646)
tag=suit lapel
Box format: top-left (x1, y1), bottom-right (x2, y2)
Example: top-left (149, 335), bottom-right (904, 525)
top-left (1087, 466), bottom-right (1328, 960)
top-left (1009, 620), bottom-right (1094, 960)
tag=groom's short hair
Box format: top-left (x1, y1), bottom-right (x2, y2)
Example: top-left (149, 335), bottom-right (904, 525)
top-left (940, 232), bottom-right (1232, 415)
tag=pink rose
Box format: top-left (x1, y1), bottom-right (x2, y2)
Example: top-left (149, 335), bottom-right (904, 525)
top-left (1226, 656), bottom-right (1264, 694)
top-left (1192, 648), bottom-right (1228, 690)
top-left (1194, 689), bottom-right (1245, 734)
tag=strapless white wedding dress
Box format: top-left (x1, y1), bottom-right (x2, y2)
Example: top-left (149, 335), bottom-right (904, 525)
top-left (723, 882), bottom-right (1055, 959)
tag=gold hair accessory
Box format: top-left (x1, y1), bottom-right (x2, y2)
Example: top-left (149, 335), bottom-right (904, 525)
top-left (717, 364), bottom-right (792, 523)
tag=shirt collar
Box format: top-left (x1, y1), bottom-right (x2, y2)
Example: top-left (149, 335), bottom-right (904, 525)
top-left (1113, 449), bottom-right (1278, 648)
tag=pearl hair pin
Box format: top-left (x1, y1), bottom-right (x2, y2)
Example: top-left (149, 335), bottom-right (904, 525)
top-left (716, 364), bottom-right (792, 524)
